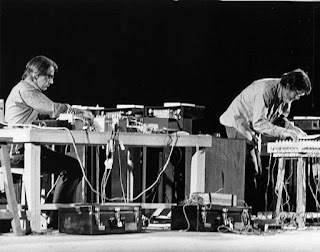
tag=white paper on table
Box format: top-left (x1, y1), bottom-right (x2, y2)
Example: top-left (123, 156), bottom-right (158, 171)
top-left (299, 134), bottom-right (320, 140)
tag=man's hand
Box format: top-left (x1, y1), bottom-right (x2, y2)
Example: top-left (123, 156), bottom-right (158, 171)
top-left (292, 126), bottom-right (307, 138)
top-left (282, 129), bottom-right (299, 141)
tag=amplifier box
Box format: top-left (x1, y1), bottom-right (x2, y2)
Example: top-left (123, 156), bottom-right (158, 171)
top-left (144, 105), bottom-right (205, 120)
top-left (143, 117), bottom-right (192, 133)
top-left (293, 116), bottom-right (320, 131)
top-left (32, 119), bottom-right (71, 128)
top-left (103, 107), bottom-right (144, 118)
top-left (294, 120), bottom-right (320, 130)
top-left (58, 204), bottom-right (143, 235)
top-left (171, 205), bottom-right (251, 232)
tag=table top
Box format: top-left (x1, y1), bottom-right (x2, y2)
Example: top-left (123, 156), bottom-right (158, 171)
top-left (0, 128), bottom-right (212, 147)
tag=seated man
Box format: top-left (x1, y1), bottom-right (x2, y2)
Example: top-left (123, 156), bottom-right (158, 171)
top-left (4, 55), bottom-right (94, 228)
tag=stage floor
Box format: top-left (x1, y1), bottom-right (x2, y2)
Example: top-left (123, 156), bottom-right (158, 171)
top-left (1, 227), bottom-right (320, 252)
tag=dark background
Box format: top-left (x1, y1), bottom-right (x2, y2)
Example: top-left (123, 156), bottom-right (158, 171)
top-left (0, 0), bottom-right (319, 135)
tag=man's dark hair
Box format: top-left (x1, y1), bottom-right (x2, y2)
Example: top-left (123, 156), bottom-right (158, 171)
top-left (280, 68), bottom-right (312, 95)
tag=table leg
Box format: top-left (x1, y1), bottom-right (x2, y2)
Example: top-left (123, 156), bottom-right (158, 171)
top-left (158, 150), bottom-right (164, 202)
top-left (275, 158), bottom-right (285, 215)
top-left (24, 143), bottom-right (41, 233)
top-left (296, 157), bottom-right (306, 228)
top-left (95, 147), bottom-right (100, 203)
top-left (184, 147), bottom-right (192, 198)
top-left (0, 144), bottom-right (23, 236)
top-left (127, 148), bottom-right (134, 202)
top-left (189, 146), bottom-right (205, 196)
top-left (142, 147), bottom-right (147, 203)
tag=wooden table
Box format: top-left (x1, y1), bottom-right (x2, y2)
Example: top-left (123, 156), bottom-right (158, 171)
top-left (0, 128), bottom-right (212, 232)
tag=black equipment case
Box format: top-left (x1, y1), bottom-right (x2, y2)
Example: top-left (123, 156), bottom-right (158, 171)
top-left (171, 205), bottom-right (251, 232)
top-left (58, 204), bottom-right (143, 235)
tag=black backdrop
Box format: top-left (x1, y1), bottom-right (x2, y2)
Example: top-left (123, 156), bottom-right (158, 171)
top-left (1, 0), bottom-right (319, 134)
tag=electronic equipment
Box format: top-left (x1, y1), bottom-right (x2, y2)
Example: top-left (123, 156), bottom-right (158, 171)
top-left (57, 113), bottom-right (91, 130)
top-left (267, 139), bottom-right (320, 157)
top-left (103, 105), bottom-right (144, 118)
top-left (144, 104), bottom-right (205, 120)
top-left (92, 105), bottom-right (144, 132)
top-left (143, 117), bottom-right (192, 133)
top-left (293, 116), bottom-right (320, 131)
top-left (65, 103), bottom-right (203, 134)
top-left (32, 119), bottom-right (71, 128)
top-left (143, 103), bottom-right (204, 133)
top-left (72, 105), bottom-right (106, 117)
top-left (72, 104), bottom-right (144, 119)
top-left (93, 116), bottom-right (114, 132)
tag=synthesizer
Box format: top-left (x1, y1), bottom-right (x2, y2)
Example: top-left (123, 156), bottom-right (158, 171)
top-left (267, 140), bottom-right (320, 157)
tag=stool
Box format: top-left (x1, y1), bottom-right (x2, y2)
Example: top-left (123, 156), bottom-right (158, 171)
top-left (1, 164), bottom-right (59, 232)
top-left (0, 143), bottom-right (23, 236)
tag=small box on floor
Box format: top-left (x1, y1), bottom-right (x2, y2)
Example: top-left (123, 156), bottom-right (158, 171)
top-left (0, 219), bottom-right (11, 233)
top-left (171, 205), bottom-right (251, 232)
top-left (58, 204), bottom-right (142, 235)
top-left (190, 192), bottom-right (237, 207)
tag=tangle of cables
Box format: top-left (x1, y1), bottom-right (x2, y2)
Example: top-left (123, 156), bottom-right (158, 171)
top-left (3, 122), bottom-right (181, 206)
top-left (265, 155), bottom-right (320, 228)
top-left (177, 190), bottom-right (254, 234)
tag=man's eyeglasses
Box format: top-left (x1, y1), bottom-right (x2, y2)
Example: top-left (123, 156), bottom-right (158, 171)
top-left (45, 74), bottom-right (54, 80)
top-left (293, 90), bottom-right (305, 98)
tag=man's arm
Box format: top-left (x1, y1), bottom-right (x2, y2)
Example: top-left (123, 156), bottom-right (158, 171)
top-left (21, 88), bottom-right (69, 118)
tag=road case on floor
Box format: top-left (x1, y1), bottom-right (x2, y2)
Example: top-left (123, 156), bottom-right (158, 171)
top-left (171, 204), bottom-right (251, 232)
top-left (58, 204), bottom-right (142, 235)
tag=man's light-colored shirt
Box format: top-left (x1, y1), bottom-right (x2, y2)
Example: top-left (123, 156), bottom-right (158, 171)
top-left (5, 80), bottom-right (70, 125)
top-left (219, 78), bottom-right (293, 141)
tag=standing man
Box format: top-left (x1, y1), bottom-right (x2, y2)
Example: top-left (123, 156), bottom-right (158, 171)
top-left (219, 69), bottom-right (312, 213)
top-left (5, 55), bottom-right (94, 228)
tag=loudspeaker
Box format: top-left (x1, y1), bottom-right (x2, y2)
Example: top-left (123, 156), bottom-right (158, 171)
top-left (205, 137), bottom-right (246, 202)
